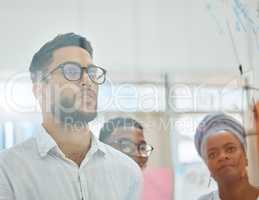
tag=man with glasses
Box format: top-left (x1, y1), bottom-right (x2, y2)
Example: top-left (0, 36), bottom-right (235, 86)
top-left (99, 117), bottom-right (154, 170)
top-left (0, 33), bottom-right (142, 200)
top-left (99, 118), bottom-right (173, 200)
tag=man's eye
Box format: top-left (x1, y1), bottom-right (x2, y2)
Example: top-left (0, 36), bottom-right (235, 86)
top-left (121, 146), bottom-right (133, 154)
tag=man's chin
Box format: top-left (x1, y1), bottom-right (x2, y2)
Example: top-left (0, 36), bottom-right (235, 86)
top-left (64, 111), bottom-right (97, 125)
top-left (140, 163), bottom-right (147, 170)
top-left (51, 106), bottom-right (97, 126)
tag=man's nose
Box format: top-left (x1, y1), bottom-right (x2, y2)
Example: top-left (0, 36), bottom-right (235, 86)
top-left (80, 69), bottom-right (92, 87)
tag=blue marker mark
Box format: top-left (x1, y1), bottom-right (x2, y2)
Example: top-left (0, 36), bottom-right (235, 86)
top-left (205, 0), bottom-right (259, 52)
top-left (205, 0), bottom-right (225, 34)
top-left (235, 21), bottom-right (241, 32)
top-left (233, 0), bottom-right (255, 26)
top-left (232, 0), bottom-right (259, 52)
top-left (233, 4), bottom-right (247, 32)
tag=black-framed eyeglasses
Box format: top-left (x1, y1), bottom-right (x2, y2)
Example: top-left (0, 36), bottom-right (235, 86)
top-left (41, 61), bottom-right (107, 85)
top-left (110, 138), bottom-right (154, 158)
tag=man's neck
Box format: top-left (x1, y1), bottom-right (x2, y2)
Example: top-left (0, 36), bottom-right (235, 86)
top-left (42, 117), bottom-right (92, 166)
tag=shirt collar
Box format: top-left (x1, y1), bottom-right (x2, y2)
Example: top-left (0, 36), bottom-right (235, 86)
top-left (35, 125), bottom-right (107, 158)
top-left (89, 133), bottom-right (107, 156)
top-left (214, 191), bottom-right (221, 200)
top-left (35, 125), bottom-right (57, 158)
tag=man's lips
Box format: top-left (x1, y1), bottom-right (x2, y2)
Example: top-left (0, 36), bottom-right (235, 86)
top-left (139, 162), bottom-right (147, 168)
top-left (80, 89), bottom-right (96, 99)
top-left (137, 158), bottom-right (148, 168)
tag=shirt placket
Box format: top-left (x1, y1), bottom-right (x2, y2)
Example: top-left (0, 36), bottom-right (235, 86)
top-left (78, 148), bottom-right (96, 200)
top-left (78, 169), bottom-right (88, 200)
top-left (52, 149), bottom-right (88, 200)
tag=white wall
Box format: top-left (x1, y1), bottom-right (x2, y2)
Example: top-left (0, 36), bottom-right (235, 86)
top-left (1, 0), bottom-right (258, 83)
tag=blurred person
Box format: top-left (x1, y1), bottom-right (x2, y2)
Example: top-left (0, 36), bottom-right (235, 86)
top-left (254, 101), bottom-right (259, 134)
top-left (100, 117), bottom-right (172, 200)
top-left (0, 33), bottom-right (142, 200)
top-left (99, 117), bottom-right (154, 170)
top-left (194, 112), bottom-right (259, 200)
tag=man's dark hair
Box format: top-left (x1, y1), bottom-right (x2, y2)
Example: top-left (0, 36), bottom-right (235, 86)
top-left (99, 117), bottom-right (143, 142)
top-left (29, 32), bottom-right (93, 82)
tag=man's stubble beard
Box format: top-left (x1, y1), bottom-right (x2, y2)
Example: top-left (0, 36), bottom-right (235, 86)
top-left (50, 94), bottom-right (98, 128)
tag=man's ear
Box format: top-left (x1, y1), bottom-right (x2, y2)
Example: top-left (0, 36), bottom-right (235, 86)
top-left (254, 102), bottom-right (259, 136)
top-left (32, 82), bottom-right (43, 99)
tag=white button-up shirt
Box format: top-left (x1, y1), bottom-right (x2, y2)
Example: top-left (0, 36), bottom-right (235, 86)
top-left (198, 191), bottom-right (259, 200)
top-left (0, 126), bottom-right (142, 200)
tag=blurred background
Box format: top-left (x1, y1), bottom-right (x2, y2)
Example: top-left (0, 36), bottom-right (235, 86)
top-left (0, 0), bottom-right (259, 199)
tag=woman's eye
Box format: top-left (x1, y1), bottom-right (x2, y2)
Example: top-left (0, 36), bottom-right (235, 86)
top-left (208, 152), bottom-right (216, 159)
top-left (226, 146), bottom-right (237, 153)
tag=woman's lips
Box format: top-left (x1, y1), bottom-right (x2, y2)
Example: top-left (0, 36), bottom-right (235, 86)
top-left (218, 164), bottom-right (234, 171)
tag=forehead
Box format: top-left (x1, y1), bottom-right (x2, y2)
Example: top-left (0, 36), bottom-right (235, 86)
top-left (111, 127), bottom-right (144, 140)
top-left (51, 46), bottom-right (92, 67)
top-left (205, 132), bottom-right (241, 150)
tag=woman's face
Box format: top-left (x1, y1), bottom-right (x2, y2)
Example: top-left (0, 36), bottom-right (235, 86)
top-left (204, 132), bottom-right (247, 184)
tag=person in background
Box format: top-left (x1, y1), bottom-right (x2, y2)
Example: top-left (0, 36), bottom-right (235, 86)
top-left (254, 102), bottom-right (259, 135)
top-left (194, 112), bottom-right (259, 200)
top-left (99, 117), bottom-right (154, 170)
top-left (0, 33), bottom-right (142, 200)
top-left (100, 117), bottom-right (173, 200)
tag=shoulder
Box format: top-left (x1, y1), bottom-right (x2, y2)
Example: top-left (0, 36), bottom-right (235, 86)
top-left (101, 142), bottom-right (140, 169)
top-left (100, 142), bottom-right (142, 177)
top-left (0, 137), bottom-right (36, 165)
top-left (198, 191), bottom-right (218, 200)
